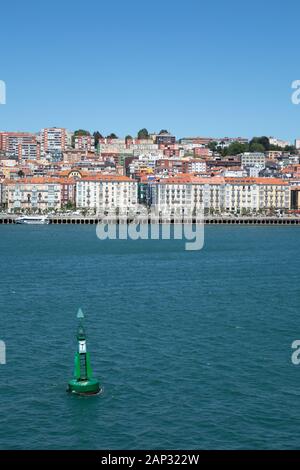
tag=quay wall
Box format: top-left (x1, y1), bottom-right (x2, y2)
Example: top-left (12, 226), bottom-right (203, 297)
top-left (0, 216), bottom-right (300, 225)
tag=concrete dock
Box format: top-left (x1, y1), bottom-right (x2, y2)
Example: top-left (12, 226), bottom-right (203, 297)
top-left (1, 215), bottom-right (300, 225)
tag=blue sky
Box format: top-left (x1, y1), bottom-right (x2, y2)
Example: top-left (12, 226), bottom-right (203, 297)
top-left (0, 0), bottom-right (299, 141)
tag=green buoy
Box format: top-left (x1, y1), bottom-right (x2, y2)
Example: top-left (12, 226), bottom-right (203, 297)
top-left (67, 308), bottom-right (101, 396)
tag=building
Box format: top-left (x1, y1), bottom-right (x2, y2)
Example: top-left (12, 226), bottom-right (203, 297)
top-left (150, 175), bottom-right (225, 213)
top-left (74, 135), bottom-right (95, 152)
top-left (224, 178), bottom-right (289, 212)
top-left (0, 132), bottom-right (40, 161)
top-left (182, 159), bottom-right (207, 174)
top-left (290, 187), bottom-right (300, 209)
top-left (155, 132), bottom-right (176, 146)
top-left (40, 128), bottom-right (67, 156)
top-left (295, 139), bottom-right (300, 150)
top-left (76, 175), bottom-right (138, 212)
top-left (265, 151), bottom-right (283, 161)
top-left (150, 175), bottom-right (290, 214)
top-left (2, 177), bottom-right (64, 211)
top-left (269, 137), bottom-right (290, 149)
top-left (241, 152), bottom-right (266, 169)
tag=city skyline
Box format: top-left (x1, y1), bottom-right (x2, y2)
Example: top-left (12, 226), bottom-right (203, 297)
top-left (1, 0), bottom-right (300, 140)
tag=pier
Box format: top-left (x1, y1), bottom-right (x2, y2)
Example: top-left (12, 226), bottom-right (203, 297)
top-left (1, 215), bottom-right (300, 225)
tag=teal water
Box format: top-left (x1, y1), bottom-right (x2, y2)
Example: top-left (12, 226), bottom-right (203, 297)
top-left (0, 225), bottom-right (299, 450)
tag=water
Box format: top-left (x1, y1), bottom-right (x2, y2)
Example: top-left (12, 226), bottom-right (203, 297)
top-left (0, 225), bottom-right (299, 450)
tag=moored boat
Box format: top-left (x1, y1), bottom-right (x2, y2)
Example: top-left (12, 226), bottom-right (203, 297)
top-left (15, 215), bottom-right (50, 225)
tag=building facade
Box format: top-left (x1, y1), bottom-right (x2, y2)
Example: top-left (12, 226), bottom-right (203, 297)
top-left (150, 176), bottom-right (290, 213)
top-left (241, 153), bottom-right (266, 169)
top-left (74, 135), bottom-right (95, 152)
top-left (2, 178), bottom-right (63, 211)
top-left (40, 128), bottom-right (67, 155)
top-left (76, 176), bottom-right (138, 212)
top-left (0, 132), bottom-right (40, 161)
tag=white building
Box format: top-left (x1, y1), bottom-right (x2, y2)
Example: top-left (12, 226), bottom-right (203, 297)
top-left (241, 152), bottom-right (266, 169)
top-left (76, 176), bottom-right (138, 212)
top-left (151, 176), bottom-right (225, 213)
top-left (269, 137), bottom-right (290, 149)
top-left (224, 178), bottom-right (290, 212)
top-left (150, 176), bottom-right (290, 213)
top-left (3, 178), bottom-right (62, 211)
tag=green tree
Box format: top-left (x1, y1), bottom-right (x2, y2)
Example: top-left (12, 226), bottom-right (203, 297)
top-left (227, 142), bottom-right (249, 155)
top-left (208, 141), bottom-right (218, 152)
top-left (73, 129), bottom-right (90, 136)
top-left (249, 142), bottom-right (265, 153)
top-left (250, 136), bottom-right (270, 151)
top-left (125, 135), bottom-right (133, 141)
top-left (159, 129), bottom-right (169, 134)
top-left (137, 128), bottom-right (149, 140)
top-left (107, 133), bottom-right (118, 139)
top-left (284, 145), bottom-right (297, 154)
top-left (93, 131), bottom-right (103, 148)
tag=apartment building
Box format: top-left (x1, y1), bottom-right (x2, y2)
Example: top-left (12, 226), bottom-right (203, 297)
top-left (151, 175), bottom-right (225, 213)
top-left (74, 135), bottom-right (95, 152)
top-left (76, 175), bottom-right (138, 212)
top-left (2, 178), bottom-right (63, 211)
top-left (269, 137), bottom-right (290, 149)
top-left (241, 153), bottom-right (266, 169)
top-left (182, 159), bottom-right (207, 174)
top-left (40, 128), bottom-right (67, 155)
top-left (150, 176), bottom-right (290, 213)
top-left (0, 132), bottom-right (40, 160)
top-left (155, 133), bottom-right (176, 146)
top-left (224, 178), bottom-right (290, 212)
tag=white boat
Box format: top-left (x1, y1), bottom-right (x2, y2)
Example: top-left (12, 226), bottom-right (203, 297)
top-left (15, 215), bottom-right (50, 225)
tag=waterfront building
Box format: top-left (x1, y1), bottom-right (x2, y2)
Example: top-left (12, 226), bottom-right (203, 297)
top-left (150, 175), bottom-right (290, 213)
top-left (2, 177), bottom-right (64, 211)
top-left (150, 175), bottom-right (225, 213)
top-left (224, 178), bottom-right (290, 212)
top-left (75, 175), bottom-right (138, 212)
top-left (290, 187), bottom-right (300, 210)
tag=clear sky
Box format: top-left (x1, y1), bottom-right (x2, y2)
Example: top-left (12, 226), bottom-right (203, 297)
top-left (0, 0), bottom-right (300, 141)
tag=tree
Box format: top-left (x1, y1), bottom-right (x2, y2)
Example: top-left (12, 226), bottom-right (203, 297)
top-left (159, 129), bottom-right (169, 135)
top-left (249, 136), bottom-right (270, 151)
top-left (93, 131), bottom-right (104, 148)
top-left (249, 142), bottom-right (265, 153)
top-left (226, 142), bottom-right (249, 155)
top-left (208, 141), bottom-right (218, 152)
top-left (125, 135), bottom-right (133, 141)
top-left (73, 129), bottom-right (90, 136)
top-left (284, 145), bottom-right (297, 154)
top-left (107, 133), bottom-right (118, 139)
top-left (137, 128), bottom-right (149, 140)
top-left (17, 170), bottom-right (25, 178)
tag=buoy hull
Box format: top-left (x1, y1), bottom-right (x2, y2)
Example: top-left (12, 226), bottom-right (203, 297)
top-left (68, 379), bottom-right (101, 396)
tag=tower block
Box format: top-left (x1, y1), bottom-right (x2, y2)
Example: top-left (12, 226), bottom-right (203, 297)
top-left (67, 308), bottom-right (101, 395)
